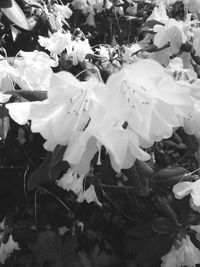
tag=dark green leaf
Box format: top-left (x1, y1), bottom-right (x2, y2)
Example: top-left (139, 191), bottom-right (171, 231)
top-left (156, 195), bottom-right (179, 222)
top-left (136, 234), bottom-right (172, 264)
top-left (151, 218), bottom-right (181, 234)
top-left (5, 90), bottom-right (47, 102)
top-left (27, 153), bottom-right (51, 190)
top-left (150, 167), bottom-right (190, 188)
top-left (0, 0), bottom-right (12, 8)
top-left (49, 145), bottom-right (68, 180)
top-left (122, 160), bottom-right (153, 196)
top-left (128, 223), bottom-right (154, 237)
top-left (144, 19), bottom-right (164, 28)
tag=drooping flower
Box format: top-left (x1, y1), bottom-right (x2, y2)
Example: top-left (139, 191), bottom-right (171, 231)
top-left (0, 59), bottom-right (17, 92)
top-left (153, 18), bottom-right (188, 56)
top-left (7, 71), bottom-right (107, 151)
top-left (77, 184), bottom-right (102, 206)
top-left (161, 235), bottom-right (200, 267)
top-left (173, 179), bottom-right (200, 207)
top-left (183, 0), bottom-right (200, 12)
top-left (0, 234), bottom-right (20, 264)
top-left (105, 59), bottom-right (194, 145)
top-left (67, 38), bottom-right (93, 65)
top-left (166, 57), bottom-right (197, 82)
top-left (184, 100), bottom-right (200, 138)
top-left (147, 4), bottom-right (169, 25)
top-left (12, 50), bottom-right (56, 91)
top-left (56, 169), bottom-right (84, 195)
top-left (63, 124), bottom-right (150, 174)
top-left (38, 31), bottom-right (73, 59)
top-left (53, 3), bottom-right (73, 21)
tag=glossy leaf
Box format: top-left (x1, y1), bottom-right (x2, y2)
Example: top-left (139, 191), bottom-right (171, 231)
top-left (1, 0), bottom-right (30, 30)
top-left (151, 218), bottom-right (181, 234)
top-left (151, 167), bottom-right (190, 188)
top-left (27, 153), bottom-right (51, 190)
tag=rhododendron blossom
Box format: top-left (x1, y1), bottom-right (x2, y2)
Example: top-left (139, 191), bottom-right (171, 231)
top-left (173, 179), bottom-right (200, 207)
top-left (38, 31), bottom-right (73, 59)
top-left (12, 50), bottom-right (56, 91)
top-left (0, 235), bottom-right (20, 264)
top-left (161, 235), bottom-right (200, 267)
top-left (7, 71), bottom-right (107, 151)
top-left (153, 18), bottom-right (188, 55)
top-left (105, 59), bottom-right (194, 145)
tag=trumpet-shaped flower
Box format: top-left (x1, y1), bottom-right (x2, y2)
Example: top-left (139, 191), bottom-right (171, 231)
top-left (0, 59), bottom-right (17, 92)
top-left (147, 4), bottom-right (169, 25)
top-left (12, 50), bottom-right (56, 91)
top-left (166, 57), bottom-right (197, 82)
top-left (56, 169), bottom-right (84, 195)
top-left (0, 234), bottom-right (20, 264)
top-left (173, 179), bottom-right (200, 207)
top-left (7, 71), bottom-right (107, 151)
top-left (38, 31), bottom-right (73, 58)
top-left (77, 185), bottom-right (102, 206)
top-left (63, 117), bottom-right (150, 174)
top-left (53, 4), bottom-right (73, 21)
top-left (184, 100), bottom-right (200, 138)
top-left (161, 235), bottom-right (200, 267)
top-left (105, 59), bottom-right (193, 145)
top-left (153, 19), bottom-right (187, 55)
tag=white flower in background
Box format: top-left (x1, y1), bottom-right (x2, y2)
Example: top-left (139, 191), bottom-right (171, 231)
top-left (0, 59), bottom-right (17, 92)
top-left (77, 184), bottom-right (102, 206)
top-left (68, 38), bottom-right (93, 65)
top-left (12, 50), bottom-right (56, 91)
top-left (173, 179), bottom-right (200, 207)
top-left (153, 18), bottom-right (187, 55)
top-left (183, 0), bottom-right (200, 12)
top-left (193, 28), bottom-right (200, 57)
top-left (147, 4), bottom-right (169, 24)
top-left (0, 234), bottom-right (20, 264)
top-left (39, 31), bottom-right (93, 65)
top-left (53, 3), bottom-right (73, 20)
top-left (166, 57), bottom-right (197, 82)
top-left (161, 235), bottom-right (200, 267)
top-left (184, 100), bottom-right (200, 138)
top-left (57, 169), bottom-right (84, 195)
top-left (38, 31), bottom-right (73, 58)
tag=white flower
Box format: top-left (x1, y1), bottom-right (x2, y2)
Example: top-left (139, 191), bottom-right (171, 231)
top-left (153, 19), bottom-right (187, 55)
top-left (0, 60), bottom-right (17, 92)
top-left (147, 4), bottom-right (169, 25)
top-left (183, 0), bottom-right (200, 12)
top-left (166, 57), bottom-right (197, 82)
top-left (68, 39), bottom-right (93, 65)
top-left (77, 184), bottom-right (102, 206)
top-left (193, 28), bottom-right (200, 57)
top-left (38, 31), bottom-right (73, 58)
top-left (184, 100), bottom-right (200, 138)
top-left (161, 235), bottom-right (200, 267)
top-left (56, 169), bottom-right (84, 195)
top-left (53, 4), bottom-right (73, 20)
top-left (0, 234), bottom-right (20, 264)
top-left (173, 179), bottom-right (200, 207)
top-left (7, 71), bottom-right (107, 151)
top-left (105, 59), bottom-right (193, 145)
top-left (12, 50), bottom-right (56, 91)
